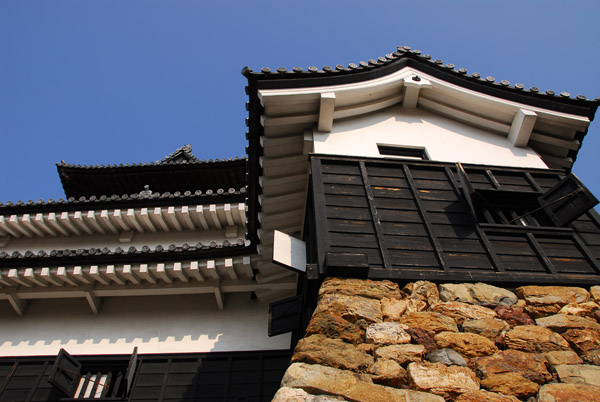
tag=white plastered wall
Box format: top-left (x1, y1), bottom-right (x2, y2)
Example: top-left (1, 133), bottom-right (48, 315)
top-left (0, 293), bottom-right (290, 356)
top-left (313, 105), bottom-right (549, 169)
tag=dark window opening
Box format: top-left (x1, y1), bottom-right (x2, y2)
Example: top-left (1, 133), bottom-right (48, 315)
top-left (377, 145), bottom-right (428, 160)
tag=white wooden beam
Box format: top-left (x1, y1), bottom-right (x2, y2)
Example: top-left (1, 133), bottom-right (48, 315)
top-left (318, 92), bottom-right (336, 132)
top-left (89, 266), bottom-right (110, 285)
top-left (21, 214), bottom-right (45, 237)
top-left (56, 267), bottom-right (78, 286)
top-left (111, 210), bottom-right (131, 232)
top-left (0, 216), bottom-right (22, 238)
top-left (205, 260), bottom-right (219, 280)
top-left (187, 261), bottom-right (205, 282)
top-left (7, 291), bottom-right (28, 316)
top-left (178, 206), bottom-right (196, 231)
top-left (193, 205), bottom-right (210, 230)
top-left (223, 204), bottom-right (235, 227)
top-left (139, 208), bottom-right (157, 232)
top-left (8, 215), bottom-right (32, 237)
top-left (104, 265), bottom-right (125, 285)
top-left (34, 213), bottom-right (58, 237)
top-left (166, 207), bottom-right (183, 231)
top-left (214, 286), bottom-right (225, 310)
top-left (241, 256), bottom-right (253, 279)
top-left (24, 268), bottom-right (49, 287)
top-left (125, 209), bottom-right (144, 233)
top-left (8, 269), bottom-right (31, 287)
top-left (46, 213), bottom-right (69, 236)
top-left (118, 231), bottom-right (134, 243)
top-left (86, 211), bottom-right (106, 234)
top-left (40, 267), bottom-right (63, 286)
top-left (99, 210), bottom-right (119, 234)
top-left (84, 288), bottom-right (102, 314)
top-left (155, 263), bottom-right (172, 284)
top-left (303, 129), bottom-right (314, 155)
top-left (136, 264), bottom-right (156, 284)
top-left (72, 266), bottom-right (92, 285)
top-left (150, 207), bottom-right (170, 232)
top-left (402, 75), bottom-right (432, 108)
top-left (508, 109), bottom-right (537, 147)
top-left (60, 212), bottom-right (82, 235)
top-left (171, 262), bottom-right (188, 283)
top-left (72, 211), bottom-right (93, 235)
top-left (121, 264), bottom-right (140, 285)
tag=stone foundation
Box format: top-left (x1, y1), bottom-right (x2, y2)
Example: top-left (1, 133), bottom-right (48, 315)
top-left (273, 278), bottom-right (600, 402)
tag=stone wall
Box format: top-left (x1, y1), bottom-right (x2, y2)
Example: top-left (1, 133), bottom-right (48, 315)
top-left (273, 278), bottom-right (600, 402)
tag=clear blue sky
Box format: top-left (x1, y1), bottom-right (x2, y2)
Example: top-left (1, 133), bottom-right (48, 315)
top-left (1, 0), bottom-right (599, 203)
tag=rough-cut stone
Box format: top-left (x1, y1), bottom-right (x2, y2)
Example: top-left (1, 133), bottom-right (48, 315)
top-left (282, 363), bottom-right (445, 402)
top-left (272, 387), bottom-right (348, 402)
top-left (582, 349), bottom-right (600, 365)
top-left (494, 306), bottom-right (535, 327)
top-left (559, 302), bottom-right (600, 317)
top-left (398, 311), bottom-right (458, 333)
top-left (381, 297), bottom-right (407, 321)
top-left (425, 348), bottom-right (467, 366)
top-left (462, 318), bottom-right (509, 341)
top-left (439, 283), bottom-right (517, 307)
top-left (554, 364), bottom-right (600, 386)
top-left (292, 334), bottom-right (374, 372)
top-left (368, 358), bottom-right (407, 388)
top-left (536, 314), bottom-right (600, 332)
top-left (405, 327), bottom-right (438, 354)
top-left (407, 362), bottom-right (479, 399)
top-left (409, 281), bottom-right (440, 307)
top-left (479, 372), bottom-right (539, 399)
top-left (366, 322), bottom-right (411, 345)
top-left (537, 383), bottom-right (600, 402)
top-left (319, 277), bottom-right (402, 300)
top-left (471, 349), bottom-right (551, 384)
top-left (455, 390), bottom-right (521, 402)
top-left (503, 325), bottom-right (571, 353)
top-left (561, 328), bottom-right (600, 353)
top-left (305, 312), bottom-right (366, 345)
top-left (545, 350), bottom-right (584, 366)
top-left (591, 286), bottom-right (600, 301)
top-left (434, 331), bottom-right (498, 358)
top-left (375, 344), bottom-right (426, 366)
top-left (430, 301), bottom-right (496, 324)
top-left (315, 293), bottom-right (383, 324)
top-left (516, 286), bottom-right (590, 306)
top-left (525, 304), bottom-right (562, 318)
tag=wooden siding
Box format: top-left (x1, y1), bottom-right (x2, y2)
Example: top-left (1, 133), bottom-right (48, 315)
top-left (0, 351), bottom-right (289, 402)
top-left (310, 156), bottom-right (600, 285)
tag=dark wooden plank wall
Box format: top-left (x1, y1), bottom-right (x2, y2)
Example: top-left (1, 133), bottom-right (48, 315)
top-left (0, 351), bottom-right (289, 402)
top-left (312, 156), bottom-right (600, 284)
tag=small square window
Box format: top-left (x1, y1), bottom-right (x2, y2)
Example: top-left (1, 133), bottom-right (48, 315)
top-left (377, 145), bottom-right (428, 160)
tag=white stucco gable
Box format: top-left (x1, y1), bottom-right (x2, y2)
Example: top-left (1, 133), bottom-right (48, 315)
top-left (311, 105), bottom-right (549, 168)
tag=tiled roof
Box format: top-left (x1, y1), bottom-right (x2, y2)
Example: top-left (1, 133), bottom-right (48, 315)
top-left (242, 45), bottom-right (599, 109)
top-left (0, 186), bottom-right (247, 214)
top-left (0, 239), bottom-right (246, 266)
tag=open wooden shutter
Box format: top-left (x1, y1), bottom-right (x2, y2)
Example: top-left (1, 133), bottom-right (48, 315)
top-left (268, 295), bottom-right (302, 336)
top-left (48, 349), bottom-right (81, 396)
top-left (124, 347), bottom-right (138, 396)
top-left (538, 174), bottom-right (599, 227)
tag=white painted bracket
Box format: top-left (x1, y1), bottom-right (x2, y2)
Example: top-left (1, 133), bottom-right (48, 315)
top-left (318, 92), bottom-right (336, 132)
top-left (508, 109), bottom-right (538, 147)
top-left (402, 75), bottom-right (432, 108)
top-left (214, 286), bottom-right (225, 310)
top-left (303, 130), bottom-right (314, 155)
top-left (272, 230), bottom-right (306, 273)
top-left (119, 231), bottom-right (134, 243)
top-left (84, 288), bottom-right (102, 314)
top-left (7, 291), bottom-right (28, 316)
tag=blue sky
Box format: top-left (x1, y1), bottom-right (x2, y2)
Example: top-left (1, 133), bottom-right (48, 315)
top-left (1, 0), bottom-right (599, 203)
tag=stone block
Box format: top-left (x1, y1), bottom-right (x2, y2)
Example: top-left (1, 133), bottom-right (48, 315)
top-left (375, 344), bottom-right (426, 366)
top-left (544, 350), bottom-right (584, 366)
top-left (365, 322), bottom-right (411, 345)
top-left (425, 348), bottom-right (467, 367)
top-left (455, 390), bottom-right (521, 402)
top-left (554, 364), bottom-right (600, 386)
top-left (292, 334), bottom-right (374, 372)
top-left (319, 277), bottom-right (402, 300)
top-left (368, 358), bottom-right (407, 388)
top-left (462, 318), bottom-right (509, 341)
top-left (494, 306), bottom-right (535, 327)
top-left (515, 286), bottom-right (590, 306)
top-left (405, 327), bottom-right (438, 354)
top-left (439, 283), bottom-right (517, 307)
top-left (434, 331), bottom-right (498, 358)
top-left (305, 312), bottom-right (366, 345)
top-left (282, 362), bottom-right (445, 402)
top-left (537, 383), bottom-right (600, 402)
top-left (536, 314), bottom-right (600, 333)
top-left (407, 361), bottom-right (479, 399)
top-left (398, 311), bottom-right (458, 333)
top-left (315, 293), bottom-right (382, 324)
top-left (479, 372), bottom-right (539, 399)
top-left (471, 349), bottom-right (551, 384)
top-left (561, 328), bottom-right (600, 353)
top-left (430, 301), bottom-right (496, 324)
top-left (502, 324), bottom-right (571, 353)
top-left (272, 387), bottom-right (348, 402)
top-left (381, 297), bottom-right (407, 321)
